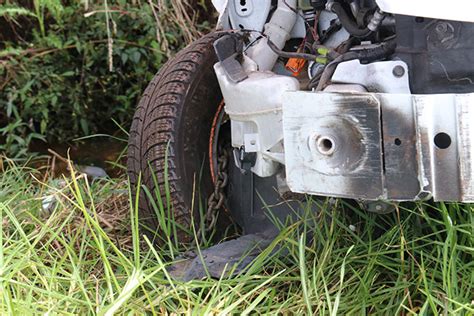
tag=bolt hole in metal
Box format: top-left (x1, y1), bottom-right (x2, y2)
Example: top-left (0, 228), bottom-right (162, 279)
top-left (394, 138), bottom-right (402, 146)
top-left (434, 132), bottom-right (452, 149)
top-left (317, 136), bottom-right (335, 155)
top-left (239, 0), bottom-right (247, 13)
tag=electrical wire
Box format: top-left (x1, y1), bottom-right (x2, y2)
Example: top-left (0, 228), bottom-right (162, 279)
top-left (282, 0), bottom-right (318, 39)
top-left (314, 38), bottom-right (397, 91)
top-left (268, 39), bottom-right (323, 61)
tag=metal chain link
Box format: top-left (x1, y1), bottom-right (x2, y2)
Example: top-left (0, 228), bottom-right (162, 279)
top-left (204, 145), bottom-right (229, 234)
top-left (193, 145), bottom-right (229, 245)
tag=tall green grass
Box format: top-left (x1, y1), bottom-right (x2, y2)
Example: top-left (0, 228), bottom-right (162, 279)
top-left (0, 157), bottom-right (473, 314)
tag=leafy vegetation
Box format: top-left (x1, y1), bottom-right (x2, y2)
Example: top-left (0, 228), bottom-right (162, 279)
top-left (1, 2), bottom-right (473, 314)
top-left (0, 0), bottom-right (211, 157)
top-left (0, 158), bottom-right (472, 314)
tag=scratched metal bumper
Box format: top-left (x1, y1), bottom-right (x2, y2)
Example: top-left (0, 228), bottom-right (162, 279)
top-left (282, 91), bottom-right (474, 202)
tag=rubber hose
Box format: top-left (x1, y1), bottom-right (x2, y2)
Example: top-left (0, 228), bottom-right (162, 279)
top-left (330, 2), bottom-right (371, 38)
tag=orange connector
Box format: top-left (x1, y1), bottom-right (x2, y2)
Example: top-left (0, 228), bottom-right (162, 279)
top-left (286, 57), bottom-right (307, 77)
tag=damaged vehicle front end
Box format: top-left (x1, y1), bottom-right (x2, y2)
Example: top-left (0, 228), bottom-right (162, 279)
top-left (212, 0), bottom-right (474, 205)
top-left (128, 0), bottom-right (474, 278)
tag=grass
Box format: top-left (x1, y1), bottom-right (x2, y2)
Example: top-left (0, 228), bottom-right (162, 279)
top-left (0, 156), bottom-right (473, 314)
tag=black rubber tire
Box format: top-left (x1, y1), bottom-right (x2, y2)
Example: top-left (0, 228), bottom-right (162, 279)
top-left (127, 32), bottom-right (227, 243)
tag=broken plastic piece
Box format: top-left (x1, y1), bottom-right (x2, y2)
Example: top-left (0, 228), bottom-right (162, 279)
top-left (168, 232), bottom-right (276, 281)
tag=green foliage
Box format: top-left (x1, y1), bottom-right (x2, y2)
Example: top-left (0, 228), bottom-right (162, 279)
top-left (0, 5), bottom-right (35, 18)
top-left (0, 160), bottom-right (473, 314)
top-left (0, 0), bottom-right (211, 157)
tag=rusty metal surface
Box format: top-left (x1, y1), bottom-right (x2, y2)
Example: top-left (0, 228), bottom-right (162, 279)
top-left (282, 91), bottom-right (474, 202)
top-left (379, 94), bottom-right (421, 200)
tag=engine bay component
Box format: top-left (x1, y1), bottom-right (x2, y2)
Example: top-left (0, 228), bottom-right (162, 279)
top-left (228, 0), bottom-right (272, 32)
top-left (367, 9), bottom-right (386, 31)
top-left (213, 34), bottom-right (248, 83)
top-left (283, 92), bottom-right (385, 200)
top-left (311, 0), bottom-right (327, 10)
top-left (245, 0), bottom-right (298, 71)
top-left (331, 60), bottom-right (410, 93)
top-left (283, 91), bottom-right (474, 202)
top-left (214, 62), bottom-right (300, 177)
top-left (326, 1), bottom-right (372, 37)
top-left (314, 39), bottom-right (397, 90)
top-left (395, 15), bottom-right (474, 94)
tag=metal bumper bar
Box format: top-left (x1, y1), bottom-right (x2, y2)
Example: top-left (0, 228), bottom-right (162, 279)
top-left (282, 91), bottom-right (474, 202)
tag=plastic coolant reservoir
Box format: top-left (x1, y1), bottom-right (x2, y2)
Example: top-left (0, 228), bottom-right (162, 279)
top-left (376, 0), bottom-right (474, 22)
top-left (214, 64), bottom-right (300, 116)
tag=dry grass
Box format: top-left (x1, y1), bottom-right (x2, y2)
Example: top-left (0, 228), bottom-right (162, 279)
top-left (1, 155), bottom-right (473, 314)
top-left (148, 0), bottom-right (205, 55)
top-left (14, 154), bottom-right (135, 254)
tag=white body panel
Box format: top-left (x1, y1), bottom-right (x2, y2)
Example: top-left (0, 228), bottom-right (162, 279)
top-left (214, 0), bottom-right (474, 25)
top-left (332, 60), bottom-right (411, 94)
top-left (376, 0), bottom-right (474, 22)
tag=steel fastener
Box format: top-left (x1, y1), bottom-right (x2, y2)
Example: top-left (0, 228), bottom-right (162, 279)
top-left (392, 65), bottom-right (405, 78)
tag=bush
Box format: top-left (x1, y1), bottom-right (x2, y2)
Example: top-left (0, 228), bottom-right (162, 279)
top-left (0, 0), bottom-right (212, 157)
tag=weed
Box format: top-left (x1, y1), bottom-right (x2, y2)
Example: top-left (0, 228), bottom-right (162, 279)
top-left (0, 157), bottom-right (472, 314)
top-left (0, 1), bottom-right (212, 157)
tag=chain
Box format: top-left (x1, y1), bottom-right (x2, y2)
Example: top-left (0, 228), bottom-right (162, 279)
top-left (193, 99), bottom-right (230, 243)
top-left (204, 145), bottom-right (229, 234)
top-left (193, 145), bottom-right (229, 244)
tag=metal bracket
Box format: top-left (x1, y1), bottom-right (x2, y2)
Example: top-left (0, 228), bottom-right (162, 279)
top-left (283, 92), bottom-right (384, 200)
top-left (331, 60), bottom-right (411, 93)
top-left (228, 0), bottom-right (272, 31)
top-left (283, 91), bottom-right (474, 202)
top-left (214, 34), bottom-right (248, 83)
top-left (233, 146), bottom-right (257, 172)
